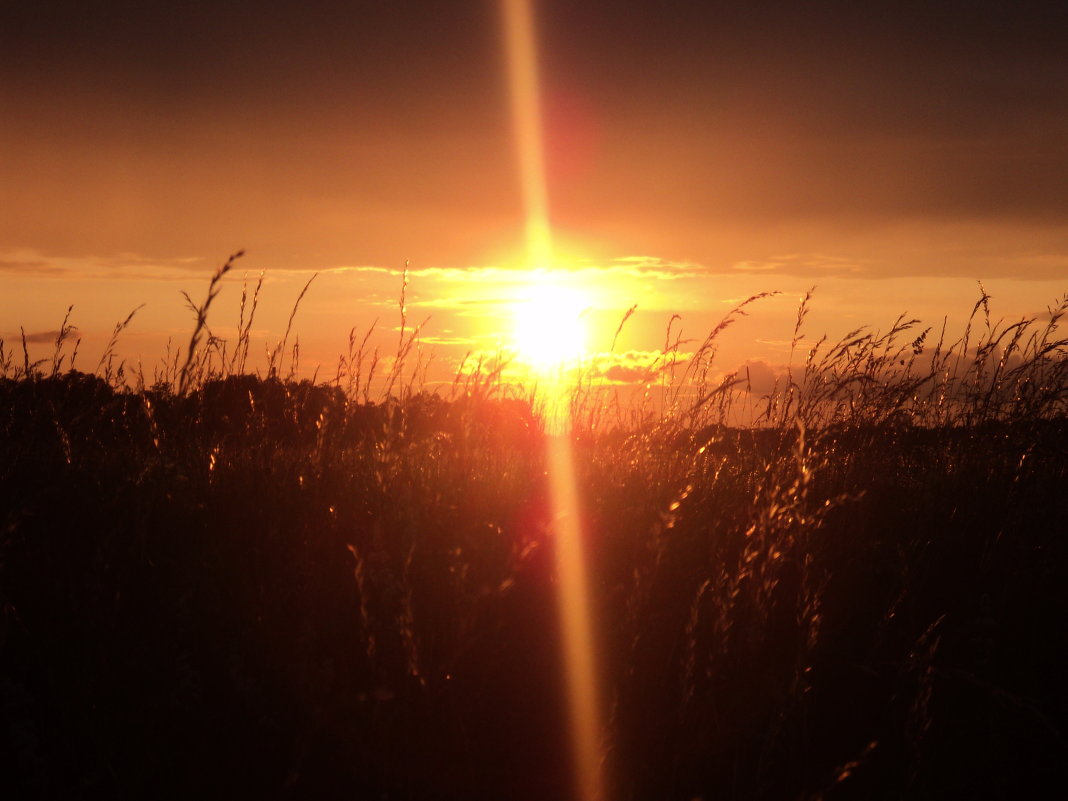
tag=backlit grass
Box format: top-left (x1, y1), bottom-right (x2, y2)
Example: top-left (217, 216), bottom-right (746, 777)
top-left (2, 271), bottom-right (1067, 800)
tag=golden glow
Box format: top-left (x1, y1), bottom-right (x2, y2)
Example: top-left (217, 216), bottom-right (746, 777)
top-left (511, 279), bottom-right (589, 372)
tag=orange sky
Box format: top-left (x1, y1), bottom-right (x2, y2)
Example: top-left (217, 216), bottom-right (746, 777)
top-left (3, 0), bottom-right (1067, 388)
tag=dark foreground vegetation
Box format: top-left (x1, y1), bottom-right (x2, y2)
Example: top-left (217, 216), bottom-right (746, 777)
top-left (3, 285), bottom-right (1068, 800)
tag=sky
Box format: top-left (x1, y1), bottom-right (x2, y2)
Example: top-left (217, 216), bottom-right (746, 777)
top-left (3, 0), bottom-right (1067, 389)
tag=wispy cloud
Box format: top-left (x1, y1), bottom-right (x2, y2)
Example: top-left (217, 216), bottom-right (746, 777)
top-left (329, 265), bottom-right (518, 280)
top-left (411, 296), bottom-right (508, 310)
top-left (731, 253), bottom-right (868, 276)
top-left (331, 259), bottom-right (707, 282)
top-left (0, 252), bottom-right (868, 286)
top-left (419, 335), bottom-right (481, 347)
top-left (606, 256), bottom-right (706, 280)
top-left (0, 249), bottom-right (214, 281)
top-left (0, 258), bottom-right (67, 276)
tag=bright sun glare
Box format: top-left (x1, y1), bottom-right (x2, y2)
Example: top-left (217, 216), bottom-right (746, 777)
top-left (511, 280), bottom-right (589, 372)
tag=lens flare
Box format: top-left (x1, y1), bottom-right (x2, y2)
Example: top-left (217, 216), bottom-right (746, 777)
top-left (502, 0), bottom-right (552, 271)
top-left (546, 432), bottom-right (605, 801)
top-left (501, 2), bottom-right (606, 800)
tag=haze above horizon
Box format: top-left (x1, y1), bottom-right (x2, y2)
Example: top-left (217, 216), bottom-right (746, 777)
top-left (3, 0), bottom-right (1067, 384)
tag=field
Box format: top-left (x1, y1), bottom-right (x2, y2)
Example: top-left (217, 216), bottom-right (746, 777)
top-left (3, 284), bottom-right (1068, 800)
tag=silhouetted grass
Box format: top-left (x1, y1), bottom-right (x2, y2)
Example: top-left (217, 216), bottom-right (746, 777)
top-left (1, 269), bottom-right (1067, 800)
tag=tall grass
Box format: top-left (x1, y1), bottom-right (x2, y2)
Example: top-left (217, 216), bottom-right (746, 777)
top-left (1, 265), bottom-right (1067, 800)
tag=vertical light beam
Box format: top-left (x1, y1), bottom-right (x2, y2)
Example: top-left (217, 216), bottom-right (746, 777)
top-left (547, 432), bottom-right (605, 801)
top-left (500, 3), bottom-right (605, 800)
top-left (502, 0), bottom-right (553, 270)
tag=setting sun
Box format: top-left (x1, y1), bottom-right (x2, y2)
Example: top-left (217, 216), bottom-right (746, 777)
top-left (511, 278), bottom-right (590, 372)
top-left (4, 1), bottom-right (1068, 800)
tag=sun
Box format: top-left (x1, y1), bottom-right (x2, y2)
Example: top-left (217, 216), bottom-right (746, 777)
top-left (511, 279), bottom-right (590, 372)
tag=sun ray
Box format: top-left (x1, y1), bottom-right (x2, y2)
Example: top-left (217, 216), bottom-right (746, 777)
top-left (502, 0), bottom-right (553, 270)
top-left (500, 2), bottom-right (606, 800)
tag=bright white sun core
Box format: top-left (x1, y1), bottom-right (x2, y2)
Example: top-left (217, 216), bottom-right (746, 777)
top-left (510, 280), bottom-right (590, 372)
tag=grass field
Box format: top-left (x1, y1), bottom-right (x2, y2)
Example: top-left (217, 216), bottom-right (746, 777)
top-left (2, 280), bottom-right (1068, 800)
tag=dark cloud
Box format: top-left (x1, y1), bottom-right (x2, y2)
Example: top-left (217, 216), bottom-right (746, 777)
top-left (584, 350), bottom-right (678, 384)
top-left (2, 1), bottom-right (1067, 277)
top-left (541, 1), bottom-right (1068, 229)
top-left (599, 363), bottom-right (656, 384)
top-left (17, 329), bottom-right (68, 344)
top-left (733, 360), bottom-right (787, 397)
